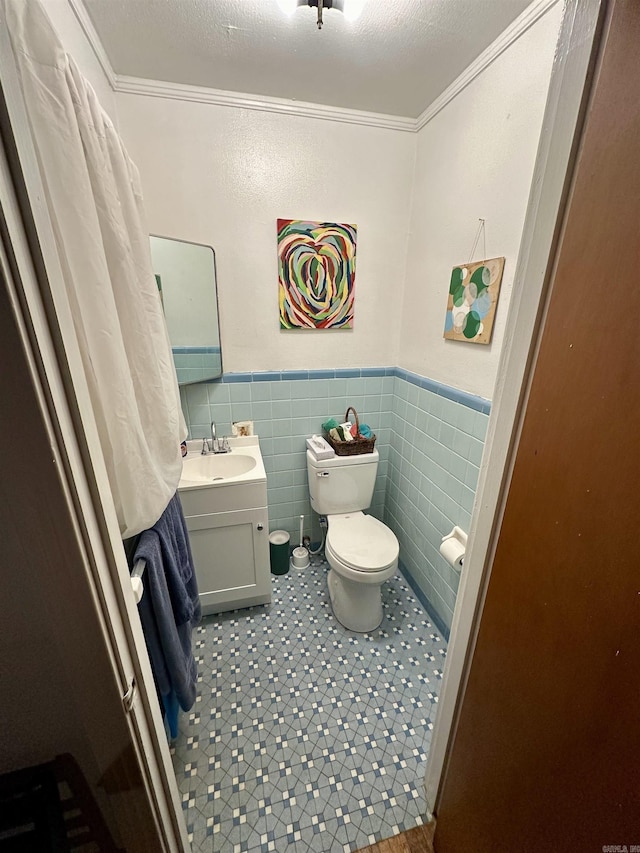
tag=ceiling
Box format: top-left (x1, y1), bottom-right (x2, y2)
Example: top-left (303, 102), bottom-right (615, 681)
top-left (83, 0), bottom-right (534, 118)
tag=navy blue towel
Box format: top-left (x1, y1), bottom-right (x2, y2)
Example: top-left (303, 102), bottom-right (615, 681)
top-left (135, 493), bottom-right (201, 712)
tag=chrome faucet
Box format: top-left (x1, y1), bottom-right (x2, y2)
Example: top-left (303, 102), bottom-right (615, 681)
top-left (201, 421), bottom-right (230, 454)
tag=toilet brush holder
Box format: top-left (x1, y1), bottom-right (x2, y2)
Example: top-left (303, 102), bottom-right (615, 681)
top-left (291, 546), bottom-right (310, 571)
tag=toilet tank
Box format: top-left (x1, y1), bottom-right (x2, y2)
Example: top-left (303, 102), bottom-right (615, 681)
top-left (307, 449), bottom-right (379, 515)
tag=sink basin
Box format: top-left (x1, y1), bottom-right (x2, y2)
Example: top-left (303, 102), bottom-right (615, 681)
top-left (182, 453), bottom-right (256, 483)
top-left (178, 436), bottom-right (266, 490)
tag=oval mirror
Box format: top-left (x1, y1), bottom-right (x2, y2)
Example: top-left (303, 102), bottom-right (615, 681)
top-left (149, 235), bottom-right (222, 384)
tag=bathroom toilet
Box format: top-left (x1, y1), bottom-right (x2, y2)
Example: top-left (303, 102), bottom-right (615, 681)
top-left (307, 448), bottom-right (399, 632)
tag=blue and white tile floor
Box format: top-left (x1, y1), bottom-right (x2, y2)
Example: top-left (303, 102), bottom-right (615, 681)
top-left (170, 559), bottom-right (447, 852)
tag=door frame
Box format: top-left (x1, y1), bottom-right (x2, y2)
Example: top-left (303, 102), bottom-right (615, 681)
top-left (0, 29), bottom-right (189, 853)
top-left (424, 0), bottom-right (605, 813)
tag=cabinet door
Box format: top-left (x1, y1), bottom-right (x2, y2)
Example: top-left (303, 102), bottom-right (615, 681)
top-left (185, 508), bottom-right (270, 615)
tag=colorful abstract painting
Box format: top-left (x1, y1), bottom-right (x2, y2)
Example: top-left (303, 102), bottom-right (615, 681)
top-left (277, 219), bottom-right (357, 329)
top-left (443, 257), bottom-right (505, 344)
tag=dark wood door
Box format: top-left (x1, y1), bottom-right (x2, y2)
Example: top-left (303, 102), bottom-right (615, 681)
top-left (435, 1), bottom-right (640, 850)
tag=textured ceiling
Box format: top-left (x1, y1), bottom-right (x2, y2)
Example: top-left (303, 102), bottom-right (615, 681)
top-left (83, 0), bottom-right (534, 118)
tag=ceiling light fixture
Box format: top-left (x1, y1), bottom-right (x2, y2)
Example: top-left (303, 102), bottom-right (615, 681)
top-left (277, 0), bottom-right (366, 30)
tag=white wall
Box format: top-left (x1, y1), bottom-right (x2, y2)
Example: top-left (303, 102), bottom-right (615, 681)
top-left (45, 0), bottom-right (561, 393)
top-left (43, 0), bottom-right (117, 121)
top-left (116, 95), bottom-right (416, 373)
top-left (400, 3), bottom-right (563, 400)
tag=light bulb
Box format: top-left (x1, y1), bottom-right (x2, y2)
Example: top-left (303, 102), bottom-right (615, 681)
top-left (342, 0), bottom-right (366, 21)
top-left (277, 0), bottom-right (298, 15)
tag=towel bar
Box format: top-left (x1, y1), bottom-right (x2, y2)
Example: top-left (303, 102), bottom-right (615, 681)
top-left (131, 558), bottom-right (145, 604)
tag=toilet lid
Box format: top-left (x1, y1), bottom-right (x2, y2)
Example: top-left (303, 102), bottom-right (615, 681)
top-left (327, 514), bottom-right (399, 572)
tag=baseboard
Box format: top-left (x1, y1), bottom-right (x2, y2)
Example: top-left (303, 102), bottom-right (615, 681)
top-left (398, 560), bottom-right (451, 642)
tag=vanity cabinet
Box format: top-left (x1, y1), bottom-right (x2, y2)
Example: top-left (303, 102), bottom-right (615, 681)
top-left (179, 455), bottom-right (271, 616)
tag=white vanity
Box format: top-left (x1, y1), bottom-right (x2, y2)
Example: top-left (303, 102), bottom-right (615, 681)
top-left (178, 436), bottom-right (271, 615)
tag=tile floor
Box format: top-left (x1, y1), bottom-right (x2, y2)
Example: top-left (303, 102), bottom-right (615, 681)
top-left (170, 559), bottom-right (447, 852)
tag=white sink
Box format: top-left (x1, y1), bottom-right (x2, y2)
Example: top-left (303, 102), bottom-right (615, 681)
top-left (182, 453), bottom-right (256, 483)
top-left (179, 436), bottom-right (266, 489)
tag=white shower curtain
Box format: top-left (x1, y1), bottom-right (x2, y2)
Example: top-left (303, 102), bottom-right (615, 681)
top-left (5, 0), bottom-right (187, 537)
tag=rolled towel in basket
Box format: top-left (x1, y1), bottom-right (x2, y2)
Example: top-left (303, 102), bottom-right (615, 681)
top-left (322, 417), bottom-right (340, 432)
top-left (330, 426), bottom-right (353, 442)
top-left (339, 422), bottom-right (356, 441)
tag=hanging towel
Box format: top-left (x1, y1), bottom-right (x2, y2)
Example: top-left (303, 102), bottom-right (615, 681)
top-left (135, 493), bottom-right (201, 720)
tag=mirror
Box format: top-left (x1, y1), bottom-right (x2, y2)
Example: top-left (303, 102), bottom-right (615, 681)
top-left (149, 235), bottom-right (222, 384)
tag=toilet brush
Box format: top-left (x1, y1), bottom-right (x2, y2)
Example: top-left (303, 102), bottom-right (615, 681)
top-left (291, 514), bottom-right (310, 570)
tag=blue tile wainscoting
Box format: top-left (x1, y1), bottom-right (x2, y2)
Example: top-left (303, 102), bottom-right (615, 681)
top-left (179, 368), bottom-right (395, 541)
top-left (179, 368), bottom-right (489, 633)
top-left (387, 371), bottom-right (489, 634)
top-left (173, 346), bottom-right (222, 385)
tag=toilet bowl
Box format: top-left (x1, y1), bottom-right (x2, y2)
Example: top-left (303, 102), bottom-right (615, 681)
top-left (307, 450), bottom-right (399, 633)
top-left (325, 512), bottom-right (398, 632)
top-left (306, 448), bottom-right (399, 632)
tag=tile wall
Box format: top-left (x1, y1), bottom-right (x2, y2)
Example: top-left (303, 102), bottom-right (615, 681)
top-left (173, 347), bottom-right (222, 385)
top-left (179, 368), bottom-right (490, 634)
top-left (179, 369), bottom-right (394, 542)
top-left (386, 371), bottom-right (489, 634)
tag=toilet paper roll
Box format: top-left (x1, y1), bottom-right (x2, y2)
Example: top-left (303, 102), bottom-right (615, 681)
top-left (440, 526), bottom-right (468, 571)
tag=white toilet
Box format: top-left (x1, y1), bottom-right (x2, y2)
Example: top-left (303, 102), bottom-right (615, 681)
top-left (307, 448), bottom-right (399, 632)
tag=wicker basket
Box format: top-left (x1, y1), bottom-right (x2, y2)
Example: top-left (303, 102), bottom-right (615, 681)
top-left (324, 407), bottom-right (376, 456)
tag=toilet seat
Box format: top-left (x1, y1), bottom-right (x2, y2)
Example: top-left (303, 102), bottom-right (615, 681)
top-left (326, 512), bottom-right (399, 573)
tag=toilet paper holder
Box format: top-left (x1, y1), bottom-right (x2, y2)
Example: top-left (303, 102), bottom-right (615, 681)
top-left (440, 526), bottom-right (468, 571)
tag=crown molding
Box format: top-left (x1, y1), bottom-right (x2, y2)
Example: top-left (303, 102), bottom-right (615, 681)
top-left (68, 0), bottom-right (559, 134)
top-left (113, 76), bottom-right (417, 132)
top-left (67, 0), bottom-right (415, 131)
top-left (415, 0), bottom-right (560, 131)
top-left (67, 0), bottom-right (116, 89)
